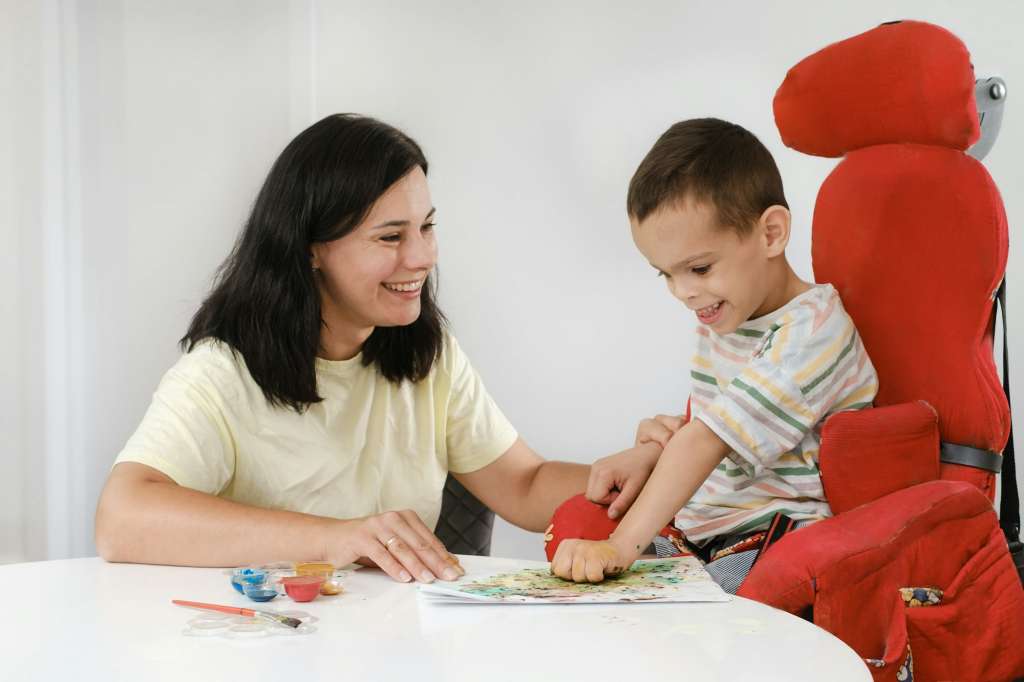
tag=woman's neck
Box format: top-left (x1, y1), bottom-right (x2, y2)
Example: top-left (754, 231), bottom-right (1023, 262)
top-left (317, 306), bottom-right (374, 361)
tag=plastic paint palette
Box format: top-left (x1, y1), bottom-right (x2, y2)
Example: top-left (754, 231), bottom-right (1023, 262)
top-left (182, 610), bottom-right (318, 639)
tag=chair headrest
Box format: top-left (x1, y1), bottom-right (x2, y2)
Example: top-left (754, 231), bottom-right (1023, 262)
top-left (774, 20), bottom-right (980, 157)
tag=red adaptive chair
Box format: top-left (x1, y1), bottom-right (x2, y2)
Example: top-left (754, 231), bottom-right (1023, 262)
top-left (735, 21), bottom-right (1024, 681)
top-left (545, 20), bottom-right (1024, 682)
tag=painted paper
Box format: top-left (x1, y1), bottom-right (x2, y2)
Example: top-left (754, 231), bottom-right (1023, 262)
top-left (418, 557), bottom-right (730, 604)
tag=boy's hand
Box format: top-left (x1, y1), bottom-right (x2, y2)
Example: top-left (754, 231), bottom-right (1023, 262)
top-left (586, 443), bottom-right (661, 519)
top-left (550, 538), bottom-right (634, 583)
top-left (635, 414), bottom-right (685, 448)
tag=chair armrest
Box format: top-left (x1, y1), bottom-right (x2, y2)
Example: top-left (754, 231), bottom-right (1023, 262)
top-left (820, 401), bottom-right (940, 514)
top-left (738, 480), bottom-right (992, 613)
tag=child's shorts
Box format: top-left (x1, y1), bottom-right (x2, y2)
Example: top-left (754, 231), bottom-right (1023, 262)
top-left (652, 513), bottom-right (797, 594)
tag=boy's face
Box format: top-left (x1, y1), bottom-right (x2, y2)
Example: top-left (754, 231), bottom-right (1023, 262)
top-left (630, 199), bottom-right (779, 334)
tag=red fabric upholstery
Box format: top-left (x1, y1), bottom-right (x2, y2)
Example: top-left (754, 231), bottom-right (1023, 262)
top-left (819, 401), bottom-right (940, 515)
top-left (739, 481), bottom-right (1024, 681)
top-left (774, 21), bottom-right (979, 157)
top-left (545, 20), bottom-right (1024, 679)
top-left (750, 19), bottom-right (1024, 680)
top-left (813, 144), bottom-right (1009, 460)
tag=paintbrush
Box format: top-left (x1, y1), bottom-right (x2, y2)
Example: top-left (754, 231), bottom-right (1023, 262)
top-left (172, 599), bottom-right (303, 628)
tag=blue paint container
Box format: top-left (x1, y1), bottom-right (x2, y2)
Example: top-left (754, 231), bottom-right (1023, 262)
top-left (230, 567), bottom-right (268, 594)
top-left (242, 582), bottom-right (278, 602)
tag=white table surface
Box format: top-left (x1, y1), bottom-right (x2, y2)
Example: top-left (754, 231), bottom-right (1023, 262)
top-left (0, 555), bottom-right (870, 681)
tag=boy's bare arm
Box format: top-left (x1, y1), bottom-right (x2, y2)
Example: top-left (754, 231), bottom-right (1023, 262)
top-left (582, 414), bottom-right (687, 520)
top-left (607, 419), bottom-right (730, 562)
top-left (551, 419), bottom-right (729, 582)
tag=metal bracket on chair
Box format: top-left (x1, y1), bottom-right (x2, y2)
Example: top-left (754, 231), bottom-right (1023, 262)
top-left (939, 441), bottom-right (1003, 473)
top-left (968, 76), bottom-right (1007, 161)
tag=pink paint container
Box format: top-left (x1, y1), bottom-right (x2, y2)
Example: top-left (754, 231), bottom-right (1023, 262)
top-left (280, 575), bottom-right (325, 602)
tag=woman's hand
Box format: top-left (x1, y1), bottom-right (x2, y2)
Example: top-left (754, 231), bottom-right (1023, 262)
top-left (326, 510), bottom-right (465, 584)
top-left (550, 538), bottom-right (635, 583)
top-left (635, 413), bottom-right (685, 448)
top-left (586, 442), bottom-right (661, 519)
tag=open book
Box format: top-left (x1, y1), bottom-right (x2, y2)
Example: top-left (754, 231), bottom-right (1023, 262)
top-left (418, 556), bottom-right (731, 604)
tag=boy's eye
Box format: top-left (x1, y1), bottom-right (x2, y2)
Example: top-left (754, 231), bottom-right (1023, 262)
top-left (422, 222), bottom-right (436, 232)
top-left (656, 270), bottom-right (671, 279)
top-left (691, 265), bottom-right (711, 276)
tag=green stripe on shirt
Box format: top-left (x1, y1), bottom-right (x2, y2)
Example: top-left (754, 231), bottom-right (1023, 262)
top-left (770, 465), bottom-right (820, 476)
top-left (801, 332), bottom-right (856, 395)
top-left (691, 370), bottom-right (718, 386)
top-left (731, 377), bottom-right (807, 432)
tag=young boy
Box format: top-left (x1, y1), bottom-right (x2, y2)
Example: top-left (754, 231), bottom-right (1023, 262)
top-left (551, 118), bottom-right (878, 591)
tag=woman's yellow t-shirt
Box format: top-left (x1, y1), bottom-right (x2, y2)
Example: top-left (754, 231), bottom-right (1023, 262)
top-left (114, 332), bottom-right (517, 531)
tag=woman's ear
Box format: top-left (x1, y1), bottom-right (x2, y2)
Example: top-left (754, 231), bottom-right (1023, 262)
top-left (759, 205), bottom-right (792, 257)
top-left (310, 244), bottom-right (323, 272)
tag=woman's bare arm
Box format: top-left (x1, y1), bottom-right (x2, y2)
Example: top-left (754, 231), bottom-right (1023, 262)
top-left (95, 462), bottom-right (461, 582)
top-left (454, 438), bottom-right (591, 532)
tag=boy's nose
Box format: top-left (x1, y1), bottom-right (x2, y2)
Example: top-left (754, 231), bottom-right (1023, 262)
top-left (671, 280), bottom-right (699, 303)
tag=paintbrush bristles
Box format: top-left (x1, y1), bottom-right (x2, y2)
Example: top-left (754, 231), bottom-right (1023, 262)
top-left (256, 611), bottom-right (302, 629)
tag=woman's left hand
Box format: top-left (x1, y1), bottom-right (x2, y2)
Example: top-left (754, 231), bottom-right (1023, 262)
top-left (550, 538), bottom-right (635, 583)
top-left (586, 442), bottom-right (661, 519)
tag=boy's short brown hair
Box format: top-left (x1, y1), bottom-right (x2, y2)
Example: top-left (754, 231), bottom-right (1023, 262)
top-left (627, 118), bottom-right (788, 235)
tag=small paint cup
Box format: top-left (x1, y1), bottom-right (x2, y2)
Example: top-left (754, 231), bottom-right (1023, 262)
top-left (242, 581), bottom-right (278, 602)
top-left (231, 567), bottom-right (268, 594)
top-left (295, 562), bottom-right (343, 595)
top-left (280, 575), bottom-right (325, 602)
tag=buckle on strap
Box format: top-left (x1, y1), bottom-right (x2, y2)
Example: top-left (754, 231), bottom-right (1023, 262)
top-left (940, 442), bottom-right (1003, 473)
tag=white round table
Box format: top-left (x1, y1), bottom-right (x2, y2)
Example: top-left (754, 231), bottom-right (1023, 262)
top-left (0, 555), bottom-right (870, 681)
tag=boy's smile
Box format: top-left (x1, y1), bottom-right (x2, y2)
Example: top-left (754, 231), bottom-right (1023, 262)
top-left (630, 198), bottom-right (804, 334)
top-left (695, 301), bottom-right (725, 325)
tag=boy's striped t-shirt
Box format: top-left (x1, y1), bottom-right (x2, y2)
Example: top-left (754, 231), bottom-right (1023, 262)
top-left (677, 283), bottom-right (878, 543)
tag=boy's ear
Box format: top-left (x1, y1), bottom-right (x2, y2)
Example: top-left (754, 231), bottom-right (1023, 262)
top-left (759, 205), bottom-right (791, 257)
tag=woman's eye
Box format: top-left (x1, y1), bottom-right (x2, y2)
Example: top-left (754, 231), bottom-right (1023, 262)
top-left (380, 233), bottom-right (401, 243)
top-left (692, 265), bottom-right (711, 276)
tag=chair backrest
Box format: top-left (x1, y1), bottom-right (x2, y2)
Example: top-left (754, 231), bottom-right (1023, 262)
top-left (773, 21), bottom-right (1010, 497)
top-left (435, 474), bottom-right (495, 556)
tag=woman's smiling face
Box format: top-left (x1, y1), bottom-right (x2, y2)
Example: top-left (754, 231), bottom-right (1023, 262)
top-left (311, 167), bottom-right (437, 350)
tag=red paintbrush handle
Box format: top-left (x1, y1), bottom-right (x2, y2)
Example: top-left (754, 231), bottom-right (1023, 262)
top-left (172, 599), bottom-right (255, 617)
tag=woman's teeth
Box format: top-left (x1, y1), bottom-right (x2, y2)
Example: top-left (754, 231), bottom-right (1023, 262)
top-left (384, 280), bottom-right (424, 292)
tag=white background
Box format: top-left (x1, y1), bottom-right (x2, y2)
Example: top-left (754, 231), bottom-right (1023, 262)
top-left (3, 0), bottom-right (1022, 563)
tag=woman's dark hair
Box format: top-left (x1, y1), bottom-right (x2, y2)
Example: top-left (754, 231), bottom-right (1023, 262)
top-left (182, 114), bottom-right (446, 412)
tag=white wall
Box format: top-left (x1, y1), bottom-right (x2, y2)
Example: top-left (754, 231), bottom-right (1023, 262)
top-left (4, 0), bottom-right (1023, 562)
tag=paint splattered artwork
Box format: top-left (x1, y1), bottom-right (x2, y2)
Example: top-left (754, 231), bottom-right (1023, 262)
top-left (418, 557), bottom-right (730, 604)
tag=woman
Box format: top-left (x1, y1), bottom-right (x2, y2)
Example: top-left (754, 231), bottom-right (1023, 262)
top-left (94, 114), bottom-right (604, 583)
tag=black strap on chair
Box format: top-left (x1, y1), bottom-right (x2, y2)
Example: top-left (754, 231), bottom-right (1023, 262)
top-left (435, 474), bottom-right (495, 556)
top-left (940, 442), bottom-right (1003, 472)
top-left (995, 280), bottom-right (1023, 584)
